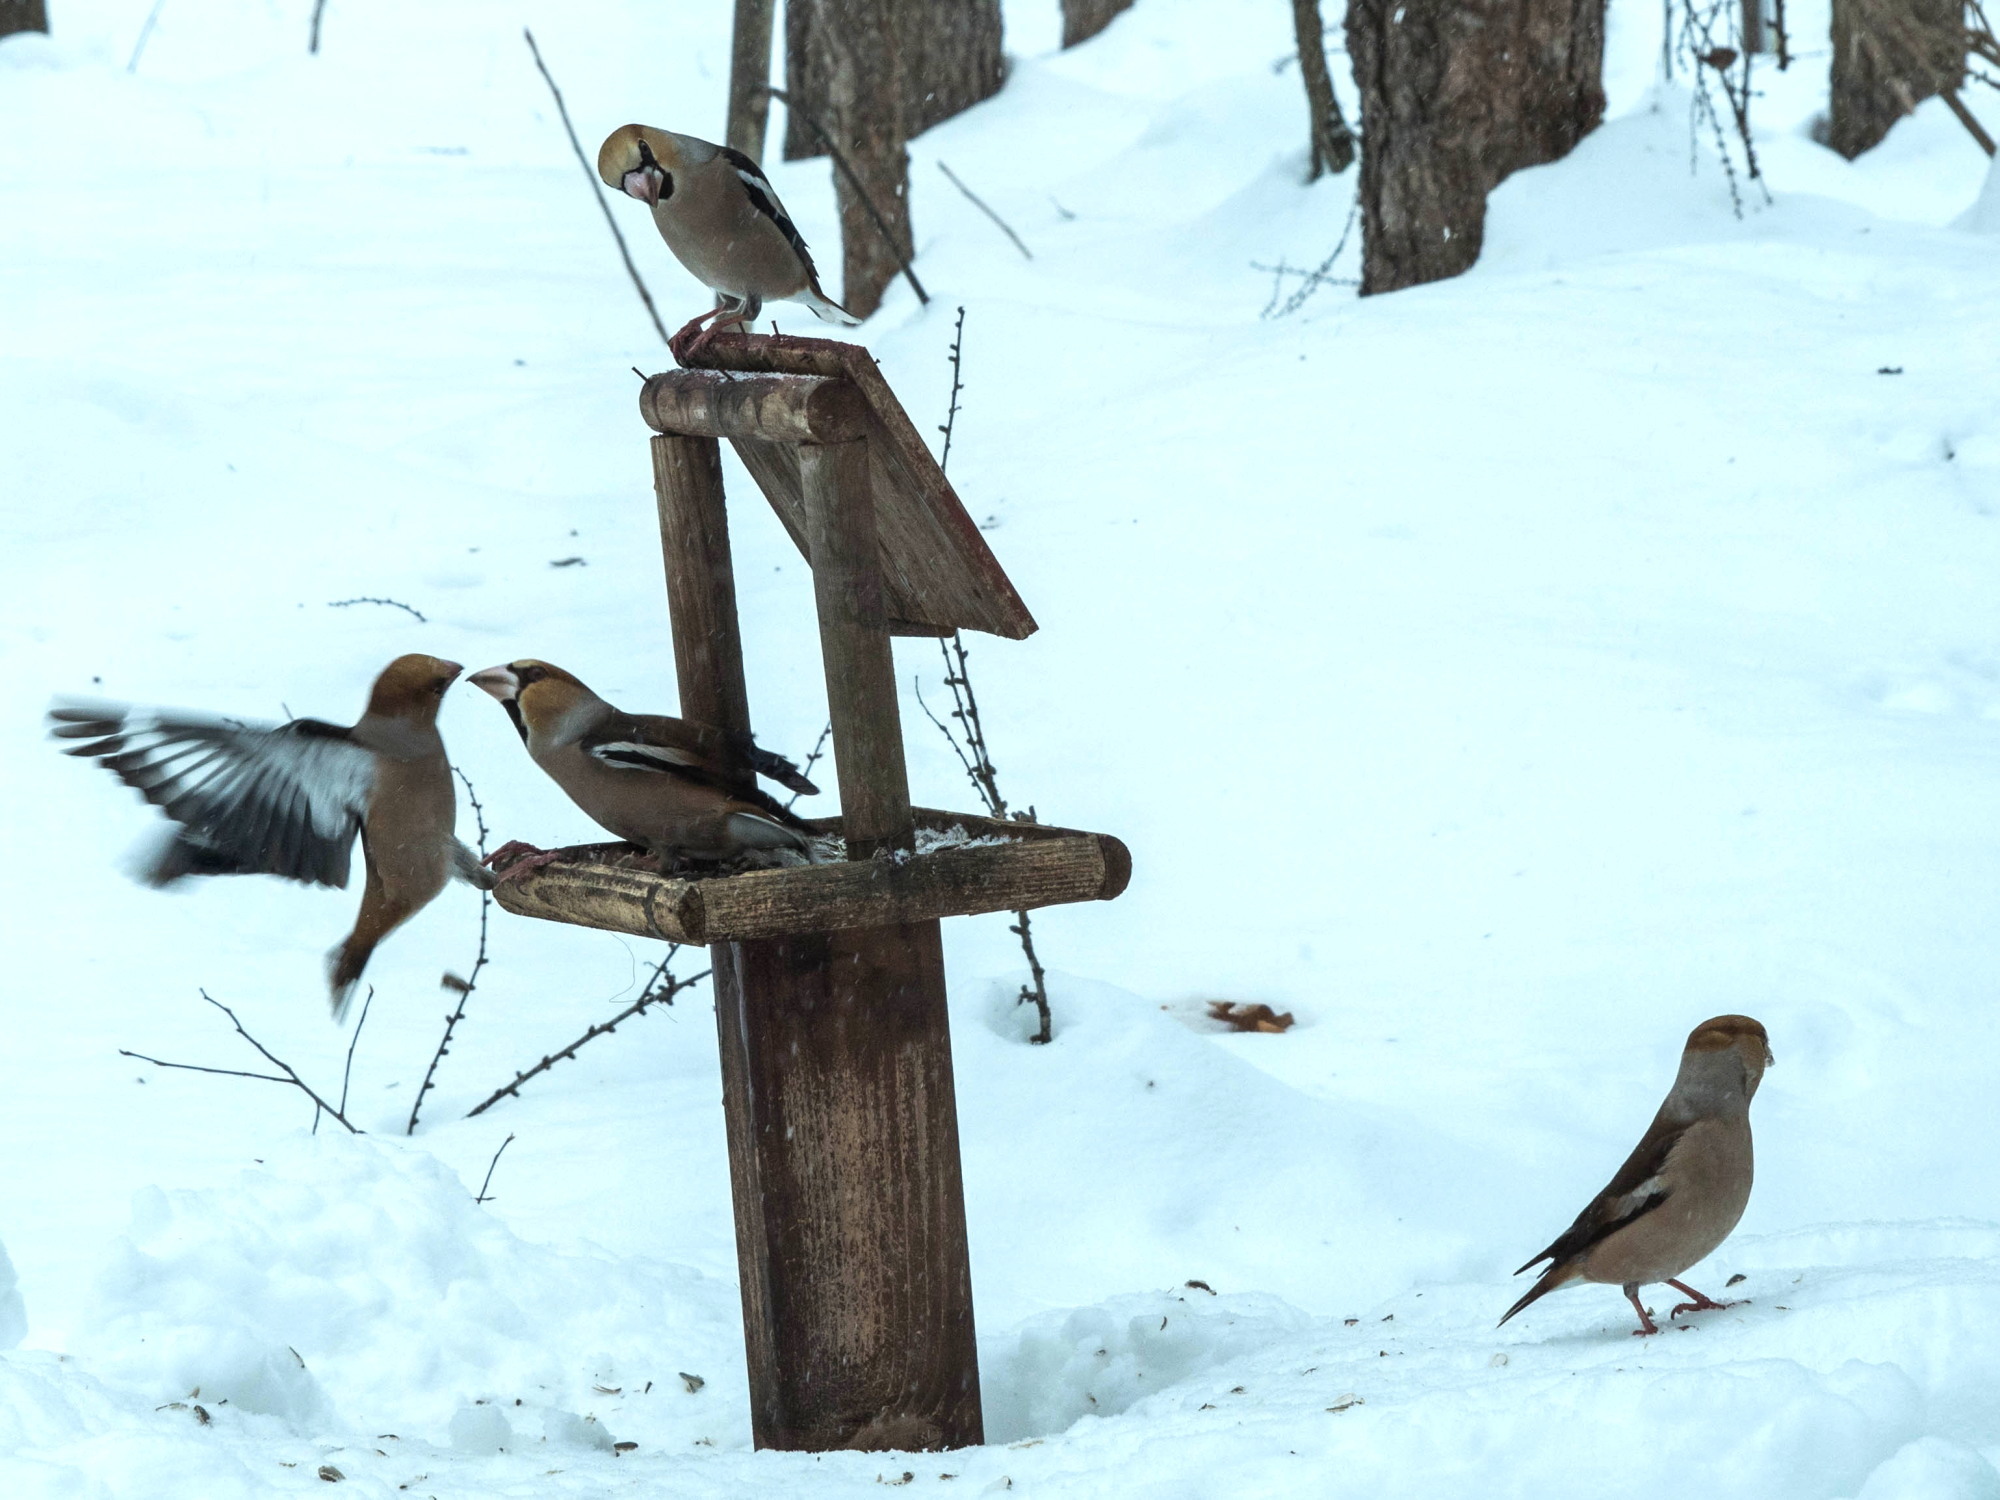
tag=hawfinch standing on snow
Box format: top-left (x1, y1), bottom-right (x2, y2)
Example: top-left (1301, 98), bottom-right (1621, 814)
top-left (51, 654), bottom-right (487, 1019)
top-left (468, 659), bottom-right (818, 868)
top-left (1500, 1014), bottom-right (1774, 1336)
top-left (595, 123), bottom-right (857, 354)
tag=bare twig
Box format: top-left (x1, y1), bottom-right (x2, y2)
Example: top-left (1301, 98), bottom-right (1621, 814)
top-left (1259, 194), bottom-right (1361, 318)
top-left (327, 596), bottom-right (426, 623)
top-left (406, 767), bottom-right (493, 1135)
top-left (473, 1133), bottom-right (516, 1204)
top-left (316, 985), bottom-right (373, 1136)
top-left (1771, 0), bottom-right (1790, 69)
top-left (764, 85), bottom-right (929, 306)
top-left (937, 162), bottom-right (1033, 260)
top-left (466, 955), bottom-right (706, 1119)
top-left (938, 305), bottom-right (968, 470)
top-left (916, 313), bottom-right (1053, 1043)
top-left (123, 992), bottom-right (359, 1132)
top-left (524, 27), bottom-right (672, 345)
top-left (309, 0), bottom-right (327, 54)
top-left (1677, 0), bottom-right (1769, 216)
top-left (787, 723), bottom-right (832, 810)
top-left (128, 0), bottom-right (166, 72)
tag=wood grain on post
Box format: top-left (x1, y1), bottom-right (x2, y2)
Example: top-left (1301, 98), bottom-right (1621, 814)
top-left (651, 434), bottom-right (753, 780)
top-left (800, 438), bottom-right (913, 858)
top-left (726, 0), bottom-right (777, 162)
top-left (641, 370), bottom-right (868, 445)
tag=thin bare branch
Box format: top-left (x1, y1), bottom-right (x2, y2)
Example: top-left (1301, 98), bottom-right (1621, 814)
top-left (524, 27), bottom-right (673, 345)
top-left (937, 162), bottom-right (1033, 259)
top-left (406, 769), bottom-right (494, 1135)
top-left (765, 85), bottom-right (929, 306)
top-left (474, 1133), bottom-right (517, 1204)
top-left (327, 596), bottom-right (426, 623)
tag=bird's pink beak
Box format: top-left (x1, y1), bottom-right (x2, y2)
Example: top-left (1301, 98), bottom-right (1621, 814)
top-left (622, 165), bottom-right (665, 207)
top-left (468, 665), bottom-right (519, 701)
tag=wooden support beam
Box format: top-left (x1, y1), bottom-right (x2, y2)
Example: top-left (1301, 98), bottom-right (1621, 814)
top-left (651, 423), bottom-right (982, 1452)
top-left (801, 438), bottom-right (912, 858)
top-left (642, 370), bottom-right (869, 445)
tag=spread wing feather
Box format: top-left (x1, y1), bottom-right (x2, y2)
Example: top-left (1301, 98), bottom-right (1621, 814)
top-left (52, 700), bottom-right (374, 888)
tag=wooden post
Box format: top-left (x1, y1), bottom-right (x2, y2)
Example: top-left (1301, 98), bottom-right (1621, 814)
top-left (726, 0), bottom-right (777, 162)
top-left (652, 426), bottom-right (983, 1452)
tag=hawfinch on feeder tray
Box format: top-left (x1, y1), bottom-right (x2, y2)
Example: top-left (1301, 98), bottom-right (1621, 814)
top-left (50, 654), bottom-right (487, 1020)
top-left (1499, 1014), bottom-right (1773, 1336)
top-left (469, 660), bottom-right (819, 871)
top-left (595, 122), bottom-right (857, 356)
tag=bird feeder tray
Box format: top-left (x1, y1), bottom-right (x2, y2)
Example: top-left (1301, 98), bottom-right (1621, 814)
top-left (649, 333), bottom-right (1037, 641)
top-left (488, 808), bottom-right (1129, 946)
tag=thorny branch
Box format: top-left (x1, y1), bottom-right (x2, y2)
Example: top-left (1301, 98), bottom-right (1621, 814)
top-left (1258, 194), bottom-right (1361, 318)
top-left (1676, 0), bottom-right (1769, 217)
top-left (524, 27), bottom-right (673, 345)
top-left (787, 723), bottom-right (832, 810)
top-left (466, 953), bottom-right (707, 1119)
top-left (123, 991), bottom-right (360, 1133)
top-left (920, 311), bottom-right (1055, 1043)
top-left (406, 767), bottom-right (493, 1135)
top-left (327, 596), bottom-right (426, 623)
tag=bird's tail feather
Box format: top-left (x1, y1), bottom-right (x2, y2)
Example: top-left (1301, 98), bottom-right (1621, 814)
top-left (801, 281), bottom-right (860, 327)
top-left (327, 936), bottom-right (374, 1023)
top-left (1497, 1260), bottom-right (1580, 1328)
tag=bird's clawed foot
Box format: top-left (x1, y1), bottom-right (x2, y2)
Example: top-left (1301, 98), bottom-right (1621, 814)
top-left (1624, 1285), bottom-right (1661, 1336)
top-left (485, 839), bottom-right (564, 884)
top-left (1666, 1280), bottom-right (1739, 1321)
top-left (669, 306), bottom-right (750, 363)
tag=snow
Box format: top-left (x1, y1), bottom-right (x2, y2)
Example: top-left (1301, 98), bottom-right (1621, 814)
top-left (5, 0), bottom-right (2000, 1495)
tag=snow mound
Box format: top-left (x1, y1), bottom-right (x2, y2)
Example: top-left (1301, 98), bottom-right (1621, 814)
top-left (982, 1284), bottom-right (1310, 1441)
top-left (71, 1134), bottom-right (745, 1448)
top-left (0, 1236), bottom-right (24, 1350)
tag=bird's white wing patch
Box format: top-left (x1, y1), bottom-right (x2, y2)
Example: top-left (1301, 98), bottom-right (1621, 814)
top-left (588, 739), bottom-right (701, 774)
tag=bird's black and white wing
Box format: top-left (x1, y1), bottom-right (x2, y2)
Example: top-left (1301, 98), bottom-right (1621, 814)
top-left (584, 714), bottom-right (820, 797)
top-left (719, 145), bottom-right (817, 272)
top-left (51, 701), bottom-right (375, 888)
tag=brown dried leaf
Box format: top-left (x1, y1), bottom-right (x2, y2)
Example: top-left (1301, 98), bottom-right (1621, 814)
top-left (1205, 1001), bottom-right (1295, 1034)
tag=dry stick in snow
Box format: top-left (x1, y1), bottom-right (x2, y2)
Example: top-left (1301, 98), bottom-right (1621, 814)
top-left (764, 86), bottom-right (930, 306)
top-left (309, 0), bottom-right (327, 54)
top-left (473, 1133), bottom-right (516, 1204)
top-left (937, 161), bottom-right (1033, 259)
top-left (406, 767), bottom-right (493, 1135)
top-left (524, 27), bottom-right (672, 345)
top-left (315, 985), bottom-right (374, 1136)
top-left (327, 596), bottom-right (426, 623)
top-left (127, 0), bottom-right (166, 72)
top-left (465, 956), bottom-right (707, 1119)
top-left (915, 309), bottom-right (1055, 1043)
top-left (123, 991), bottom-right (360, 1133)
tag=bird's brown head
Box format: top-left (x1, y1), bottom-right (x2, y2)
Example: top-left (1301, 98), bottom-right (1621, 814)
top-left (1682, 1013), bottom-right (1774, 1100)
top-left (367, 654), bottom-right (463, 720)
top-left (468, 659), bottom-right (591, 742)
top-left (597, 124), bottom-right (677, 207)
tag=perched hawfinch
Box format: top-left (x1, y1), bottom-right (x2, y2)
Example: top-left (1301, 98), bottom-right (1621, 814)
top-left (1500, 1014), bottom-right (1774, 1336)
top-left (595, 123), bottom-right (857, 352)
top-left (468, 660), bottom-right (818, 866)
top-left (51, 654), bottom-right (487, 1019)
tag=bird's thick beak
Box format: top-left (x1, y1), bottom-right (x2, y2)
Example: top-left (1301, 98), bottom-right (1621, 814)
top-left (438, 660), bottom-right (464, 680)
top-left (622, 165), bottom-right (665, 207)
top-left (468, 665), bottom-right (519, 701)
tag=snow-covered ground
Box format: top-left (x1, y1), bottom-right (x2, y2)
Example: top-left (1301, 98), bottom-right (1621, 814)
top-left (4, 0), bottom-right (2000, 1495)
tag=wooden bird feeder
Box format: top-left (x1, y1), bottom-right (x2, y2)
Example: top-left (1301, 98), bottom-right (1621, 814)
top-left (490, 332), bottom-right (1129, 1453)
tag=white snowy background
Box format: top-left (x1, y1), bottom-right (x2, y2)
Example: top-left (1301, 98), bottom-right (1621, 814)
top-left (4, 0), bottom-right (2000, 1495)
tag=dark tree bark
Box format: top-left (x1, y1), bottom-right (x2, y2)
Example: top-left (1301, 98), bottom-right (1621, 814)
top-left (812, 0), bottom-right (915, 320)
top-left (1347, 0), bottom-right (1606, 295)
top-left (1292, 0), bottom-right (1355, 178)
top-left (1061, 0), bottom-right (1134, 48)
top-left (784, 0), bottom-right (1003, 162)
top-left (1828, 0), bottom-right (1964, 159)
top-left (727, 0), bottom-right (777, 161)
top-left (0, 0), bottom-right (48, 40)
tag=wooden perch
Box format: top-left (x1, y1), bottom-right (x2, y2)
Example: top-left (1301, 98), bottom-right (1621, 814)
top-left (489, 811), bottom-right (1130, 944)
top-left (640, 370), bottom-right (869, 444)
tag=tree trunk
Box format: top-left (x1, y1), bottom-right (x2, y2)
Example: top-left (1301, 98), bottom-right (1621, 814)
top-left (784, 0), bottom-right (1003, 161)
top-left (1061, 0), bottom-right (1134, 48)
top-left (0, 0), bottom-right (48, 40)
top-left (1347, 0), bottom-right (1606, 295)
top-left (1293, 0), bottom-right (1355, 178)
top-left (1828, 0), bottom-right (1964, 159)
top-left (812, 0), bottom-right (915, 319)
top-left (727, 0), bottom-right (777, 162)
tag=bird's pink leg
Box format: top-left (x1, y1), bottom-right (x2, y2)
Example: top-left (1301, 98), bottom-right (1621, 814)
top-left (484, 839), bottom-right (564, 884)
top-left (1666, 1280), bottom-right (1738, 1320)
top-left (1624, 1284), bottom-right (1661, 1336)
top-left (667, 307), bottom-right (724, 361)
top-left (677, 305), bottom-right (752, 362)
